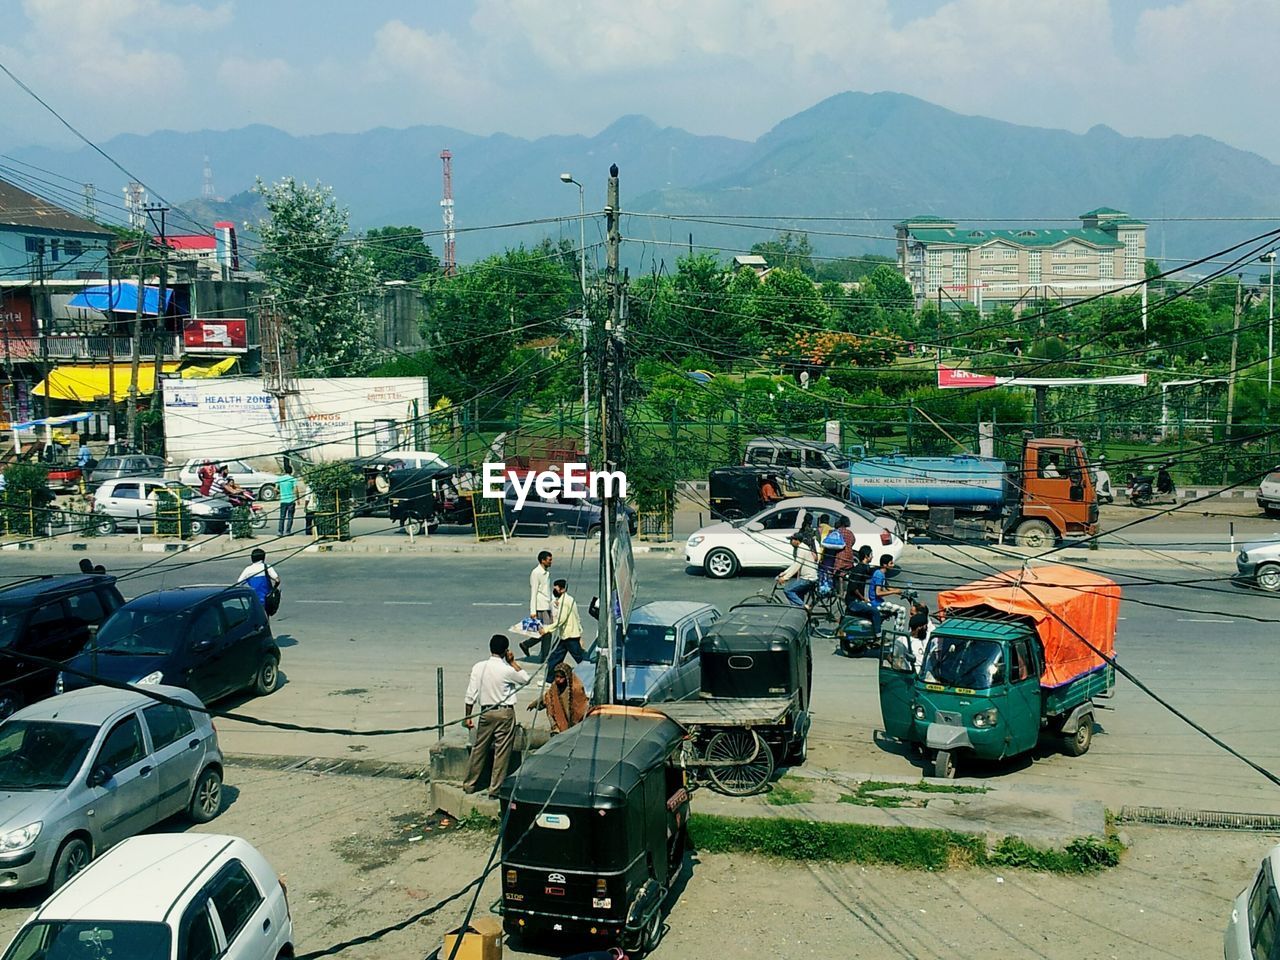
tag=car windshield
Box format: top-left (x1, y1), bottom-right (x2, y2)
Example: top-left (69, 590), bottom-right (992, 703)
top-left (620, 623), bottom-right (677, 665)
top-left (922, 636), bottom-right (1006, 690)
top-left (0, 606), bottom-right (24, 648)
top-left (1, 921), bottom-right (170, 960)
top-left (91, 608), bottom-right (183, 656)
top-left (0, 720), bottom-right (97, 789)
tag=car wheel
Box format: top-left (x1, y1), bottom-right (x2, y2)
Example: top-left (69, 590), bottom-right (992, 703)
top-left (1257, 564), bottom-right (1280, 592)
top-left (586, 524), bottom-right (601, 540)
top-left (704, 548), bottom-right (739, 580)
top-left (188, 518), bottom-right (207, 536)
top-left (48, 836), bottom-right (91, 891)
top-left (94, 516), bottom-right (116, 536)
top-left (931, 749), bottom-right (957, 779)
top-left (258, 483), bottom-right (279, 502)
top-left (188, 767), bottom-right (223, 823)
top-left (1014, 520), bottom-right (1055, 549)
top-left (254, 654), bottom-right (279, 696)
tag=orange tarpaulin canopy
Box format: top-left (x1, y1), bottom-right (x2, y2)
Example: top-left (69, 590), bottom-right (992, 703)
top-left (937, 565), bottom-right (1120, 689)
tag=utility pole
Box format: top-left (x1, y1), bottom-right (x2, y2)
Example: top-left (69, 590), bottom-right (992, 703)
top-left (1264, 251), bottom-right (1276, 398)
top-left (145, 204), bottom-right (170, 417)
top-left (35, 239), bottom-right (49, 422)
top-left (1225, 275), bottom-right (1243, 453)
top-left (125, 237), bottom-right (147, 449)
top-left (594, 163), bottom-right (622, 708)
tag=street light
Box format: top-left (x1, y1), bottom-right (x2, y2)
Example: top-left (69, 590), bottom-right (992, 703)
top-left (1263, 250), bottom-right (1276, 395)
top-left (561, 173), bottom-right (590, 463)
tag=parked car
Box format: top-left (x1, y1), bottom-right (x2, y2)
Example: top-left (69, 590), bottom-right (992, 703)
top-left (59, 586), bottom-right (280, 704)
top-left (87, 454), bottom-right (168, 487)
top-left (0, 833), bottom-right (291, 959)
top-left (502, 482), bottom-right (637, 538)
top-left (177, 458), bottom-right (281, 501)
top-left (1236, 539), bottom-right (1280, 592)
top-left (0, 574), bottom-right (124, 719)
top-left (1258, 470), bottom-right (1280, 516)
top-left (685, 496), bottom-right (903, 579)
top-left (1225, 843), bottom-right (1280, 960)
top-left (90, 478), bottom-right (235, 536)
top-left (744, 436), bottom-right (851, 495)
top-left (44, 460), bottom-right (81, 494)
top-left (0, 685), bottom-right (222, 892)
top-left (576, 601), bottom-right (720, 705)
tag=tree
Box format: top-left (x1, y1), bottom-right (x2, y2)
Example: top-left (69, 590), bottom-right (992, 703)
top-left (860, 264), bottom-right (914, 308)
top-left (751, 267), bottom-right (831, 345)
top-left (750, 231), bottom-right (816, 277)
top-left (254, 178), bottom-right (380, 376)
top-left (631, 255), bottom-right (763, 365)
top-left (364, 226), bottom-right (439, 281)
top-left (814, 254), bottom-right (896, 283)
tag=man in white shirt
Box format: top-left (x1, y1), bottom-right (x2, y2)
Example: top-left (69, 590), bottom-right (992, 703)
top-left (521, 550), bottom-right (554, 656)
top-left (462, 634), bottom-right (531, 797)
top-left (776, 533), bottom-right (818, 607)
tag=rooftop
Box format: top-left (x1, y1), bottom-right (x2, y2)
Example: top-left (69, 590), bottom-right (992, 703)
top-left (906, 227), bottom-right (1124, 249)
top-left (0, 178), bottom-right (114, 236)
top-left (0, 574), bottom-right (117, 603)
top-left (21, 685), bottom-right (199, 726)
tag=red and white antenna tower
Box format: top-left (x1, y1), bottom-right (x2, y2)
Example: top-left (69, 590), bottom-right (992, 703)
top-left (439, 149), bottom-right (456, 275)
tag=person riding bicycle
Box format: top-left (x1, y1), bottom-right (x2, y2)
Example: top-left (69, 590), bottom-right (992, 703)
top-left (776, 532), bottom-right (818, 607)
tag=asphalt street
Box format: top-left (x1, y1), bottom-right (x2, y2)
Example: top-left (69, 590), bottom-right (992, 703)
top-left (5, 539), bottom-right (1278, 816)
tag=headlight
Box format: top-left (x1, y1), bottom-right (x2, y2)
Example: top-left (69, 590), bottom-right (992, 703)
top-left (0, 822), bottom-right (41, 851)
top-left (136, 671), bottom-right (164, 685)
top-left (1239, 551), bottom-right (1249, 563)
top-left (55, 673), bottom-right (64, 695)
top-left (972, 707), bottom-right (1000, 728)
top-left (687, 535), bottom-right (705, 547)
top-left (912, 703), bottom-right (926, 720)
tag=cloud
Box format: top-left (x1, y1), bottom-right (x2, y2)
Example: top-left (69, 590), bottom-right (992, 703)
top-left (217, 57), bottom-right (293, 100)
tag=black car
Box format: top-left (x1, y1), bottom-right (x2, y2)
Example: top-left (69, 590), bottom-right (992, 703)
top-left (0, 574), bottom-right (125, 718)
top-left (502, 482), bottom-right (638, 539)
top-left (60, 586), bottom-right (280, 704)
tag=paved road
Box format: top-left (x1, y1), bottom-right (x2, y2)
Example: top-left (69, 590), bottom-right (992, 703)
top-left (4, 543), bottom-right (1278, 814)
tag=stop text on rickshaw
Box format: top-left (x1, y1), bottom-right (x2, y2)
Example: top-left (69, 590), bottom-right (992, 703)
top-left (482, 462), bottom-right (628, 510)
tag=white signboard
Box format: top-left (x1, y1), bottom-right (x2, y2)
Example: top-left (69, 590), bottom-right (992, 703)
top-left (163, 376), bottom-right (429, 464)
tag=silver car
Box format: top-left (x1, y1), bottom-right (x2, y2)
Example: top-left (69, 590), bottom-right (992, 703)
top-left (91, 478), bottom-right (234, 536)
top-left (1224, 844), bottom-right (1280, 959)
top-left (177, 458), bottom-right (281, 501)
top-left (1259, 470), bottom-right (1280, 516)
top-left (0, 685), bottom-right (223, 891)
top-left (577, 601), bottom-right (721, 705)
top-left (1236, 539), bottom-right (1280, 592)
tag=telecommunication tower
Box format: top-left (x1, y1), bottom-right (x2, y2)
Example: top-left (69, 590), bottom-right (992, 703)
top-left (123, 182), bottom-right (147, 231)
top-left (440, 149), bottom-right (456, 275)
top-left (202, 155), bottom-right (218, 201)
top-left (82, 183), bottom-right (96, 220)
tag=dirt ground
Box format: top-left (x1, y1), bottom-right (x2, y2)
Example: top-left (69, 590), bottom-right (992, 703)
top-left (0, 765), bottom-right (1260, 960)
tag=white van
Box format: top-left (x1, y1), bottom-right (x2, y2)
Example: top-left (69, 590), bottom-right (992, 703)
top-left (743, 437), bottom-right (849, 495)
top-left (1226, 844), bottom-right (1280, 959)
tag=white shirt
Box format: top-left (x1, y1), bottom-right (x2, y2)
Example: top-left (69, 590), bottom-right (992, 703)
top-left (237, 562), bottom-right (280, 587)
top-left (549, 593), bottom-right (583, 639)
top-left (529, 563), bottom-right (552, 614)
top-left (779, 547), bottom-right (818, 583)
top-left (465, 656), bottom-right (531, 708)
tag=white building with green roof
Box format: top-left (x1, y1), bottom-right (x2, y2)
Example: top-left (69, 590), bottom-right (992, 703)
top-left (895, 208), bottom-right (1146, 312)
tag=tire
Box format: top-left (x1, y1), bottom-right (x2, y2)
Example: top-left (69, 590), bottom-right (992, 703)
top-left (188, 766), bottom-right (223, 823)
top-left (1257, 563), bottom-right (1280, 593)
top-left (188, 518), bottom-right (207, 536)
top-left (931, 749), bottom-right (957, 779)
top-left (258, 483), bottom-right (279, 502)
top-left (1063, 714), bottom-right (1094, 757)
top-left (703, 548), bottom-right (739, 580)
top-left (640, 908), bottom-right (664, 956)
top-left (1013, 520), bottom-right (1055, 549)
top-left (94, 516), bottom-right (116, 536)
top-left (705, 728), bottom-right (774, 795)
top-left (585, 524), bottom-right (601, 541)
top-left (785, 734), bottom-right (808, 767)
top-left (250, 511), bottom-right (269, 530)
top-left (48, 836), bottom-right (91, 891)
top-left (254, 654), bottom-right (279, 696)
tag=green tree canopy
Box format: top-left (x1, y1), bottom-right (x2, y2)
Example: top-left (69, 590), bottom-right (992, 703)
top-left (750, 231), bottom-right (816, 277)
top-left (363, 226), bottom-right (440, 281)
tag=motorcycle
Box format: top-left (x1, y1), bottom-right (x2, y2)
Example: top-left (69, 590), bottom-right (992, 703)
top-left (836, 587), bottom-right (921, 657)
top-left (224, 488), bottom-right (269, 530)
top-left (1126, 462), bottom-right (1175, 506)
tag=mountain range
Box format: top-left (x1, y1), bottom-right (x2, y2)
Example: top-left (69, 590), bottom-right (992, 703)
top-left (7, 92), bottom-right (1280, 269)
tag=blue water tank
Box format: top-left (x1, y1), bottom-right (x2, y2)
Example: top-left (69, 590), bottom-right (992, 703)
top-left (847, 455), bottom-right (1007, 509)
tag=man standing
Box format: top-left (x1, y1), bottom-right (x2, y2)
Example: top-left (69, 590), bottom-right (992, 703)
top-left (776, 532), bottom-right (817, 607)
top-left (832, 515), bottom-right (856, 575)
top-left (463, 634), bottom-right (531, 797)
top-left (539, 579), bottom-right (585, 669)
top-left (276, 464), bottom-right (298, 536)
top-left (523, 550), bottom-right (553, 653)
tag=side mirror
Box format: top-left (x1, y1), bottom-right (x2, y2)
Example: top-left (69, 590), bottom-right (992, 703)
top-left (745, 521), bottom-right (764, 532)
top-left (87, 767), bottom-right (110, 788)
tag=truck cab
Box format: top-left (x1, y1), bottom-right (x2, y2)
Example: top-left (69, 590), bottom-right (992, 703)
top-left (1008, 438), bottom-right (1099, 548)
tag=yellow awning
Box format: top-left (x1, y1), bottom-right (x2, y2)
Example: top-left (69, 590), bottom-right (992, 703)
top-left (32, 363), bottom-right (182, 403)
top-left (181, 357), bottom-right (238, 379)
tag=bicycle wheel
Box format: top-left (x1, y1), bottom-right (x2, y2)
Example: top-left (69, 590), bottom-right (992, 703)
top-left (705, 729), bottom-right (774, 796)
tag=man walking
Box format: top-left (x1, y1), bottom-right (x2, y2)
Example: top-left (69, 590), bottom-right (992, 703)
top-left (521, 550), bottom-right (553, 656)
top-left (237, 548), bottom-right (281, 615)
top-left (540, 579), bottom-right (585, 669)
top-left (276, 464), bottom-right (298, 536)
top-left (463, 634), bottom-right (531, 797)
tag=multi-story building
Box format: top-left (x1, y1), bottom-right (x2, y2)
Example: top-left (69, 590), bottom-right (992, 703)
top-left (895, 208), bottom-right (1147, 311)
top-left (0, 178), bottom-right (113, 282)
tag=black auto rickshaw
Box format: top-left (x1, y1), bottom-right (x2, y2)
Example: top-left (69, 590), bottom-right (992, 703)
top-left (708, 466), bottom-right (789, 520)
top-left (498, 706), bottom-right (689, 956)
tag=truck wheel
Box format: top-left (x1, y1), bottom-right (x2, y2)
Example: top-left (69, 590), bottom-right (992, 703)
top-left (931, 749), bottom-right (957, 779)
top-left (1014, 520), bottom-right (1055, 549)
top-left (1256, 563), bottom-right (1280, 592)
top-left (1063, 714), bottom-right (1094, 756)
top-left (704, 548), bottom-right (739, 580)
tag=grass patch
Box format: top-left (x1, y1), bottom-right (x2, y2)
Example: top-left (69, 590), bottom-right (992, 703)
top-left (839, 779), bottom-right (991, 808)
top-left (766, 780), bottom-right (815, 806)
top-left (688, 813), bottom-right (1122, 874)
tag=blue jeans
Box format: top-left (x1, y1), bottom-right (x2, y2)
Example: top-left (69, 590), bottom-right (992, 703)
top-left (545, 636), bottom-right (586, 671)
top-left (277, 501), bottom-right (296, 535)
top-left (783, 579), bottom-right (814, 606)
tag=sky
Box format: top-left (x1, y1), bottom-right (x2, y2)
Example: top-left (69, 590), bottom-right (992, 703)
top-left (2, 0), bottom-right (1279, 162)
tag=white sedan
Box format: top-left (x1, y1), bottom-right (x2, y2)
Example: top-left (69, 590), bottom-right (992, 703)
top-left (178, 457), bottom-right (282, 500)
top-left (686, 496), bottom-right (904, 579)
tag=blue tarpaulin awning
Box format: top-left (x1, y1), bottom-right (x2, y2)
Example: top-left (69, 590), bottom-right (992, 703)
top-left (67, 281), bottom-right (174, 316)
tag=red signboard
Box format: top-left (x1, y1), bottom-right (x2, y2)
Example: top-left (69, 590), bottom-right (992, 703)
top-left (183, 318), bottom-right (248, 351)
top-left (937, 366), bottom-right (999, 389)
top-left (0, 291), bottom-right (35, 338)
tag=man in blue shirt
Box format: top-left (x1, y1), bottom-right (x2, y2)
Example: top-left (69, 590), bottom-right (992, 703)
top-left (868, 553), bottom-right (903, 638)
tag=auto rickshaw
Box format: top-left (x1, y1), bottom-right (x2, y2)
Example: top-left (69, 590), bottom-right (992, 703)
top-left (878, 565), bottom-right (1120, 778)
top-left (498, 706), bottom-right (689, 956)
top-left (708, 466), bottom-right (789, 520)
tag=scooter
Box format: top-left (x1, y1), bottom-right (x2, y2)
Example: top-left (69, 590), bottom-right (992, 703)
top-left (836, 587), bottom-right (919, 657)
top-left (1093, 465), bottom-right (1114, 504)
top-left (225, 489), bottom-right (270, 530)
top-left (1126, 462), bottom-right (1175, 506)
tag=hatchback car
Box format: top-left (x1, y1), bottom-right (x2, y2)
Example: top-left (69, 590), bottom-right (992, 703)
top-left (1225, 843), bottom-right (1280, 959)
top-left (0, 685), bottom-right (222, 892)
top-left (1236, 540), bottom-right (1280, 592)
top-left (685, 496), bottom-right (902, 579)
top-left (1258, 470), bottom-right (1280, 516)
top-left (0, 833), bottom-right (290, 959)
top-left (177, 459), bottom-right (281, 501)
top-left (0, 575), bottom-right (124, 719)
top-left (60, 587), bottom-right (280, 704)
top-left (576, 601), bottom-right (720, 705)
top-left (90, 478), bottom-right (234, 536)
top-left (87, 455), bottom-right (168, 487)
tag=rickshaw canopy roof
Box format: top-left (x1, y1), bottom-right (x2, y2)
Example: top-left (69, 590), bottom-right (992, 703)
top-left (936, 565), bottom-right (1120, 689)
top-left (501, 711), bottom-right (683, 808)
top-left (704, 602), bottom-right (810, 652)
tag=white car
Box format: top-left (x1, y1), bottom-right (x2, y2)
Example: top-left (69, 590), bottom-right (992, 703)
top-left (177, 459), bottom-right (282, 501)
top-left (1258, 469), bottom-right (1280, 515)
top-left (686, 496), bottom-right (903, 579)
top-left (0, 833), bottom-right (293, 960)
top-left (1224, 843), bottom-right (1279, 959)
